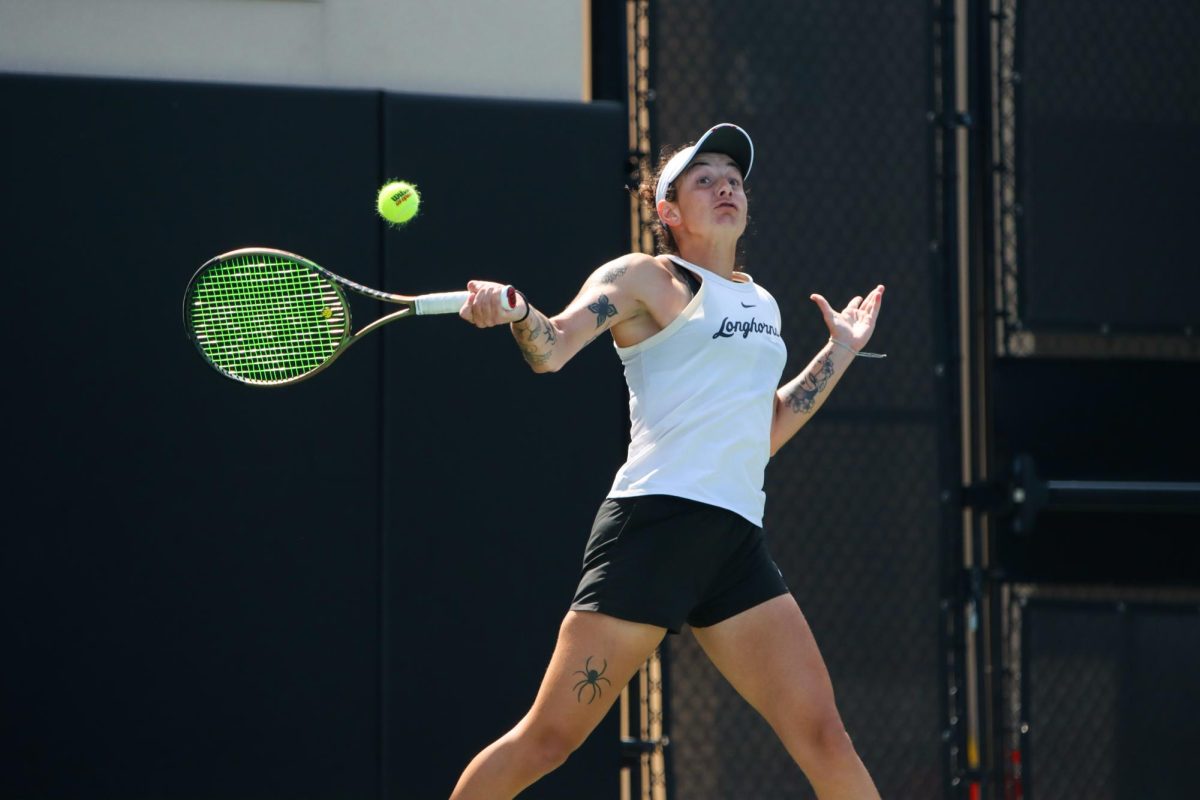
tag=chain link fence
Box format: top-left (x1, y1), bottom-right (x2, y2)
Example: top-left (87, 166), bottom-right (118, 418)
top-left (645, 2), bottom-right (945, 797)
top-left (1004, 586), bottom-right (1200, 800)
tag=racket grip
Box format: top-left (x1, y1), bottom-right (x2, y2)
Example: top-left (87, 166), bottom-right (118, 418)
top-left (412, 291), bottom-right (470, 315)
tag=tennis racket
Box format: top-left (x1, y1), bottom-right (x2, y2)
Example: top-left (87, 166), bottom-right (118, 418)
top-left (183, 247), bottom-right (513, 386)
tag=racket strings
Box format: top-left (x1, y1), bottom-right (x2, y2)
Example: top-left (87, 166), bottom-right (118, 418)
top-left (188, 254), bottom-right (347, 383)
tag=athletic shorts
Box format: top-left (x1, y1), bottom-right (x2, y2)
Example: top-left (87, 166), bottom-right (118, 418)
top-left (570, 494), bottom-right (790, 634)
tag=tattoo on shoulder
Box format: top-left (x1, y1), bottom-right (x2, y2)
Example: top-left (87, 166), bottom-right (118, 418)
top-left (598, 264), bottom-right (628, 284)
top-left (785, 355), bottom-right (835, 414)
top-left (587, 294), bottom-right (618, 328)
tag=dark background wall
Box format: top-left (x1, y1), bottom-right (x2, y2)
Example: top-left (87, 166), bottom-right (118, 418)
top-left (1021, 599), bottom-right (1200, 800)
top-left (2, 73), bottom-right (626, 799)
top-left (376, 93), bottom-right (629, 799)
top-left (987, 0), bottom-right (1200, 584)
top-left (971, 1), bottom-right (1200, 797)
top-left (992, 359), bottom-right (1200, 584)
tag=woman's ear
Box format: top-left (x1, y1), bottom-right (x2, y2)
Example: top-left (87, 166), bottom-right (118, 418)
top-left (656, 199), bottom-right (679, 226)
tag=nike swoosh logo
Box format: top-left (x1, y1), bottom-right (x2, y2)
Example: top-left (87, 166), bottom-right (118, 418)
top-left (741, 302), bottom-right (756, 308)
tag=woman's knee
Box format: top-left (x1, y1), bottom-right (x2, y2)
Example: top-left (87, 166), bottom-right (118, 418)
top-left (782, 713), bottom-right (860, 768)
top-left (512, 721), bottom-right (586, 776)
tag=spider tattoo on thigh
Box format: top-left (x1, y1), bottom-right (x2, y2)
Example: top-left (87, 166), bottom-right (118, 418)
top-left (572, 656), bottom-right (612, 704)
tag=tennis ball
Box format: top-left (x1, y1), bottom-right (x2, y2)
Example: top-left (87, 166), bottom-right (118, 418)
top-left (376, 180), bottom-right (420, 225)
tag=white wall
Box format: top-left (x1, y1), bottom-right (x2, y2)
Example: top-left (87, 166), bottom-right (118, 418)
top-left (0, 0), bottom-right (586, 101)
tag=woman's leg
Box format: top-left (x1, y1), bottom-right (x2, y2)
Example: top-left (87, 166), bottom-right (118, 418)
top-left (450, 610), bottom-right (666, 800)
top-left (691, 594), bottom-right (881, 800)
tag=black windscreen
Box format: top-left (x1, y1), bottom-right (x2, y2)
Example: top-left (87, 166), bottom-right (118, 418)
top-left (1018, 0), bottom-right (1200, 333)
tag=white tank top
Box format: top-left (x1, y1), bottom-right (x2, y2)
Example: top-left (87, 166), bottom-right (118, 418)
top-left (607, 255), bottom-right (788, 526)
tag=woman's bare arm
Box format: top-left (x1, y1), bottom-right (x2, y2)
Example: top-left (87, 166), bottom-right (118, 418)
top-left (460, 253), bottom-right (663, 373)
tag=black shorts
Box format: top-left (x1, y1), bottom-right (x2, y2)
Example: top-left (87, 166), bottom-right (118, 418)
top-left (570, 495), bottom-right (790, 634)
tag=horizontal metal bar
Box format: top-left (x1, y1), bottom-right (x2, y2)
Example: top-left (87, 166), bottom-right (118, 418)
top-left (1040, 480), bottom-right (1200, 513)
top-left (1046, 480), bottom-right (1200, 493)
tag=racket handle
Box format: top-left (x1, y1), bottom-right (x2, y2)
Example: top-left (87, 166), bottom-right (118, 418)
top-left (412, 291), bottom-right (470, 315)
top-left (412, 285), bottom-right (518, 316)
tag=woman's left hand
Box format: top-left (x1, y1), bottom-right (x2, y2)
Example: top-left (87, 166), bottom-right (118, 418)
top-left (809, 284), bottom-right (885, 352)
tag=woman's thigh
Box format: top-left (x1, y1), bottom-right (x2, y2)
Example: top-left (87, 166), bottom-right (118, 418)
top-left (690, 594), bottom-right (840, 730)
top-left (516, 609), bottom-right (666, 747)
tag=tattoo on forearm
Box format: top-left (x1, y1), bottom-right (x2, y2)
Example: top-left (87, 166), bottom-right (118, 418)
top-left (587, 294), bottom-right (618, 328)
top-left (598, 265), bottom-right (627, 284)
top-left (785, 355), bottom-right (835, 414)
top-left (572, 656), bottom-right (611, 704)
top-left (514, 309), bottom-right (555, 367)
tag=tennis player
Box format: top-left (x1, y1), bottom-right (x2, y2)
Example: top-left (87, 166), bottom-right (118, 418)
top-left (454, 123), bottom-right (884, 799)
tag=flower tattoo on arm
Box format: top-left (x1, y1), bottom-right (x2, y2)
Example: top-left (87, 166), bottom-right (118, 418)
top-left (587, 294), bottom-right (618, 328)
top-left (785, 354), bottom-right (835, 414)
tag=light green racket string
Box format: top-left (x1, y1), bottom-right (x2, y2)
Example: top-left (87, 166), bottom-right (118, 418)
top-left (188, 254), bottom-right (346, 384)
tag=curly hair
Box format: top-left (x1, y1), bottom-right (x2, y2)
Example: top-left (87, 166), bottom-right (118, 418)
top-left (636, 143), bottom-right (690, 256)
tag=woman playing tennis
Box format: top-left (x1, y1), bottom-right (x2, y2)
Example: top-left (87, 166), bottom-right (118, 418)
top-left (454, 123), bottom-right (884, 799)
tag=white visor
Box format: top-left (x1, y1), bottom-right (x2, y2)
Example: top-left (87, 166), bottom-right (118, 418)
top-left (654, 123), bottom-right (755, 208)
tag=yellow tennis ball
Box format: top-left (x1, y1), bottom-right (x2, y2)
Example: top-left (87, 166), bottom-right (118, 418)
top-left (376, 180), bottom-right (420, 225)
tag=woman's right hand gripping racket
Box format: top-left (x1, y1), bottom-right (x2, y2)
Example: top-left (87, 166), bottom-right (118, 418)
top-left (183, 247), bottom-right (515, 386)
